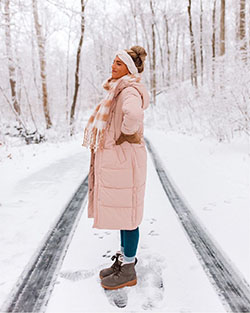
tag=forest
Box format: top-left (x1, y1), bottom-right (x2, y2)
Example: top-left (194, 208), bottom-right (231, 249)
top-left (0, 0), bottom-right (249, 145)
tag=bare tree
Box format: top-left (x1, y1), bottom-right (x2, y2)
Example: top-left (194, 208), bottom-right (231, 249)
top-left (128, 0), bottom-right (138, 43)
top-left (238, 0), bottom-right (247, 60)
top-left (164, 14), bottom-right (171, 85)
top-left (32, 0), bottom-right (52, 129)
top-left (138, 2), bottom-right (152, 100)
top-left (149, 0), bottom-right (156, 105)
top-left (181, 32), bottom-right (186, 82)
top-left (4, 0), bottom-right (21, 115)
top-left (65, 14), bottom-right (73, 123)
top-left (200, 0), bottom-right (204, 85)
top-left (70, 0), bottom-right (86, 129)
top-left (187, 0), bottom-right (198, 88)
top-left (175, 23), bottom-right (180, 81)
top-left (153, 11), bottom-right (165, 87)
top-left (219, 0), bottom-right (225, 56)
top-left (212, 0), bottom-right (217, 83)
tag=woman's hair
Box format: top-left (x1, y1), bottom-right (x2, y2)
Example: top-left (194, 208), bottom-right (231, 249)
top-left (126, 46), bottom-right (147, 73)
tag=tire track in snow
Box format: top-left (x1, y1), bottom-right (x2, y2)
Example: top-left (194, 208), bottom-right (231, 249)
top-left (1, 175), bottom-right (88, 313)
top-left (145, 137), bottom-right (250, 313)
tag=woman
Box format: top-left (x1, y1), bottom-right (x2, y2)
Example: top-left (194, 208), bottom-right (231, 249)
top-left (82, 46), bottom-right (149, 290)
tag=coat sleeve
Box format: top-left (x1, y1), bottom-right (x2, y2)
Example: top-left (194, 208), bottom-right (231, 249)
top-left (120, 87), bottom-right (143, 135)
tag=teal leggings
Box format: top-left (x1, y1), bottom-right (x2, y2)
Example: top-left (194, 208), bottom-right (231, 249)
top-left (120, 227), bottom-right (139, 258)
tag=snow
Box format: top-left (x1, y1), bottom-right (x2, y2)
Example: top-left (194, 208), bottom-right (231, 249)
top-left (45, 150), bottom-right (225, 312)
top-left (0, 129), bottom-right (249, 312)
top-left (0, 136), bottom-right (90, 308)
top-left (144, 129), bottom-right (250, 285)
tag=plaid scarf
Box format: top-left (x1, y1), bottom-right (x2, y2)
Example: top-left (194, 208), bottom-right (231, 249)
top-left (82, 74), bottom-right (141, 152)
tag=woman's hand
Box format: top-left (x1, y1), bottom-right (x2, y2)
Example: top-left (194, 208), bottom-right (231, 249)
top-left (115, 132), bottom-right (141, 145)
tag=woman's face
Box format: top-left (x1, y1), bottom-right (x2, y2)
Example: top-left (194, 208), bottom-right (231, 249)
top-left (111, 56), bottom-right (129, 79)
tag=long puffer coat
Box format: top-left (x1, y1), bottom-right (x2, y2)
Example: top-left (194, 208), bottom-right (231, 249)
top-left (87, 77), bottom-right (150, 230)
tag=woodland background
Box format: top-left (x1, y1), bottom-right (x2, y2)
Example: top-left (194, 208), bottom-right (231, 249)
top-left (0, 0), bottom-right (249, 146)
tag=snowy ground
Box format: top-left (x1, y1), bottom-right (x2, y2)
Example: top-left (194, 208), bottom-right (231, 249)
top-left (45, 148), bottom-right (226, 313)
top-left (0, 136), bottom-right (89, 308)
top-left (0, 130), bottom-right (249, 312)
top-left (145, 129), bottom-right (250, 285)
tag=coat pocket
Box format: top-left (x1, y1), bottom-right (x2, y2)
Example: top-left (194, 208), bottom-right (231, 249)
top-left (114, 144), bottom-right (126, 164)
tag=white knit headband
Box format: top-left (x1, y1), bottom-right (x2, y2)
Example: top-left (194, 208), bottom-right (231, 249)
top-left (115, 50), bottom-right (138, 75)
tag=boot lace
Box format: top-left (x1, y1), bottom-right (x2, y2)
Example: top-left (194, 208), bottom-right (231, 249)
top-left (111, 253), bottom-right (122, 271)
top-left (114, 254), bottom-right (124, 277)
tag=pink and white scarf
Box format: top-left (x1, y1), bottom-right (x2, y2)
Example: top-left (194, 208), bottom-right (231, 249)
top-left (82, 74), bottom-right (141, 152)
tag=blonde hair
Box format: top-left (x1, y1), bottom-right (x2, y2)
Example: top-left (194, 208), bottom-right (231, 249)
top-left (126, 46), bottom-right (147, 73)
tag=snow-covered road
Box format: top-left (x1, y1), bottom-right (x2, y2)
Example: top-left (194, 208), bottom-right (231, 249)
top-left (45, 147), bottom-right (226, 313)
top-left (0, 142), bottom-right (89, 309)
top-left (1, 131), bottom-right (249, 312)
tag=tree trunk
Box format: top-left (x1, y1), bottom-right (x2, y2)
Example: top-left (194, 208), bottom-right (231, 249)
top-left (219, 0), bottom-right (225, 56)
top-left (4, 0), bottom-right (21, 115)
top-left (154, 21), bottom-right (165, 87)
top-left (164, 15), bottom-right (171, 86)
top-left (128, 0), bottom-right (138, 43)
top-left (239, 0), bottom-right (247, 60)
top-left (149, 0), bottom-right (156, 105)
top-left (212, 0), bottom-right (217, 83)
top-left (65, 15), bottom-right (73, 123)
top-left (182, 32), bottom-right (186, 82)
top-left (32, 0), bottom-right (52, 129)
top-left (139, 6), bottom-right (152, 90)
top-left (70, 0), bottom-right (85, 129)
top-left (175, 23), bottom-right (180, 81)
top-left (200, 0), bottom-right (204, 85)
top-left (187, 0), bottom-right (198, 88)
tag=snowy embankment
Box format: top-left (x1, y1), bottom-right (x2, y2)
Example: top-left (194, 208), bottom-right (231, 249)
top-left (144, 129), bottom-right (250, 286)
top-left (0, 135), bottom-right (90, 308)
top-left (0, 129), bottom-right (249, 311)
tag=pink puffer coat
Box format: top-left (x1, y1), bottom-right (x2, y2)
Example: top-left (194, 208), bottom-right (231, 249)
top-left (87, 77), bottom-right (150, 230)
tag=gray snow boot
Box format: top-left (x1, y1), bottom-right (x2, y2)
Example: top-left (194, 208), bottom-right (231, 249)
top-left (99, 251), bottom-right (123, 279)
top-left (101, 261), bottom-right (137, 290)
